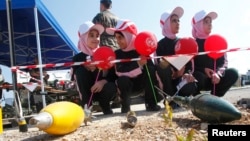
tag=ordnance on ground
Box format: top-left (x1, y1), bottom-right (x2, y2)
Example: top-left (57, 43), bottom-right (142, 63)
top-left (29, 101), bottom-right (84, 135)
top-left (237, 98), bottom-right (250, 108)
top-left (173, 93), bottom-right (242, 123)
top-left (83, 104), bottom-right (94, 126)
top-left (121, 111), bottom-right (137, 129)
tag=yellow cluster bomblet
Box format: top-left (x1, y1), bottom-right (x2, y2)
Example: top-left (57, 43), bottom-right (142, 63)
top-left (29, 101), bottom-right (84, 135)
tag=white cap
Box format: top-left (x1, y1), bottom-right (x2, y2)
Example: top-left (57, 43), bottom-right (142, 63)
top-left (160, 6), bottom-right (184, 28)
top-left (192, 10), bottom-right (217, 25)
top-left (78, 21), bottom-right (104, 36)
top-left (106, 19), bottom-right (137, 35)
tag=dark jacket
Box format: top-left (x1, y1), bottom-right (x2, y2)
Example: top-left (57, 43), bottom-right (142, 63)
top-left (106, 49), bottom-right (155, 82)
top-left (156, 37), bottom-right (192, 73)
top-left (194, 38), bottom-right (226, 73)
top-left (71, 52), bottom-right (106, 81)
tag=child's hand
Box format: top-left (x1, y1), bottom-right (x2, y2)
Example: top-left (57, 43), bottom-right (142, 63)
top-left (204, 68), bottom-right (214, 78)
top-left (211, 73), bottom-right (220, 84)
top-left (137, 56), bottom-right (147, 66)
top-left (182, 73), bottom-right (196, 83)
top-left (91, 80), bottom-right (107, 93)
top-left (204, 68), bottom-right (220, 84)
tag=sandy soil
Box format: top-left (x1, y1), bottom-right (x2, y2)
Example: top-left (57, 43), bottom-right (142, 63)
top-left (2, 87), bottom-right (250, 141)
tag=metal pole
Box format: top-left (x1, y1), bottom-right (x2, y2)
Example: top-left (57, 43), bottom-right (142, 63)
top-left (6, 0), bottom-right (16, 90)
top-left (0, 107), bottom-right (3, 140)
top-left (6, 0), bottom-right (28, 132)
top-left (34, 7), bottom-right (46, 108)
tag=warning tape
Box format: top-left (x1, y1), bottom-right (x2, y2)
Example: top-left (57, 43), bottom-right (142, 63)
top-left (3, 47), bottom-right (249, 90)
top-left (0, 70), bottom-right (43, 89)
top-left (16, 69), bottom-right (41, 83)
top-left (10, 47), bottom-right (250, 71)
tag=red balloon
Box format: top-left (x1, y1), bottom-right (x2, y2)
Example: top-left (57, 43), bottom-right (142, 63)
top-left (204, 34), bottom-right (228, 59)
top-left (92, 46), bottom-right (116, 70)
top-left (134, 31), bottom-right (158, 56)
top-left (175, 37), bottom-right (198, 56)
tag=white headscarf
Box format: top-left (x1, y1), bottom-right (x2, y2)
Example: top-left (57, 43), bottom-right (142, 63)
top-left (77, 31), bottom-right (99, 56)
top-left (192, 20), bottom-right (209, 39)
top-left (162, 18), bottom-right (176, 39)
top-left (191, 10), bottom-right (217, 39)
top-left (119, 31), bottom-right (136, 52)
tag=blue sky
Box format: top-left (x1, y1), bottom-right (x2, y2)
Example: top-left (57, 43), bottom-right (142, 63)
top-left (1, 0), bottom-right (250, 99)
top-left (41, 0), bottom-right (250, 75)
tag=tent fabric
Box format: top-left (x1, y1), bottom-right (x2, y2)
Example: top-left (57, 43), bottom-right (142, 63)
top-left (0, 0), bottom-right (78, 69)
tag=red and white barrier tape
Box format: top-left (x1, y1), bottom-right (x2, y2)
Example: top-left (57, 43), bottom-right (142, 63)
top-left (16, 69), bottom-right (41, 83)
top-left (10, 47), bottom-right (250, 71)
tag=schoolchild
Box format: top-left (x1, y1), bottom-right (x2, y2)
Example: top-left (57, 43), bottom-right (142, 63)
top-left (106, 19), bottom-right (162, 113)
top-left (191, 10), bottom-right (238, 97)
top-left (71, 21), bottom-right (117, 115)
top-left (155, 7), bottom-right (198, 102)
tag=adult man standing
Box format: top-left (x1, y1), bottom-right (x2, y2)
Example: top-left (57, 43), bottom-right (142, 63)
top-left (92, 0), bottom-right (119, 50)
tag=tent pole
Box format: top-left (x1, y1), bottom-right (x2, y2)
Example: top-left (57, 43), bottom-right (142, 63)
top-left (6, 0), bottom-right (16, 90)
top-left (34, 7), bottom-right (47, 108)
top-left (6, 0), bottom-right (28, 132)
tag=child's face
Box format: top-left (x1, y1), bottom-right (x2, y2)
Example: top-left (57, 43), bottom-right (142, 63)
top-left (203, 16), bottom-right (212, 35)
top-left (115, 32), bottom-right (127, 50)
top-left (170, 14), bottom-right (180, 34)
top-left (87, 29), bottom-right (100, 49)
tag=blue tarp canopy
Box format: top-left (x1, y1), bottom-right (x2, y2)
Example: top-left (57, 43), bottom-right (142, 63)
top-left (0, 0), bottom-right (78, 69)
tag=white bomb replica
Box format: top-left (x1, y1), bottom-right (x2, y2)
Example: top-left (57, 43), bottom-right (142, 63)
top-left (29, 101), bottom-right (84, 135)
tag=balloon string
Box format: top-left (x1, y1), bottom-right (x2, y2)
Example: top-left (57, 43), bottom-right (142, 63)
top-left (145, 64), bottom-right (158, 104)
top-left (191, 59), bottom-right (194, 74)
top-left (213, 60), bottom-right (217, 96)
top-left (87, 69), bottom-right (101, 108)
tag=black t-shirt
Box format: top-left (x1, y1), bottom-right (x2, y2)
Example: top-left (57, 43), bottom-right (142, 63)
top-left (194, 38), bottom-right (225, 73)
top-left (156, 37), bottom-right (192, 72)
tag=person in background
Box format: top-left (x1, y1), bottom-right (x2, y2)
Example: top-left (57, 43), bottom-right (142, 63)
top-left (241, 75), bottom-right (245, 87)
top-left (92, 0), bottom-right (119, 50)
top-left (71, 21), bottom-right (117, 115)
top-left (28, 56), bottom-right (49, 85)
top-left (155, 7), bottom-right (198, 107)
top-left (106, 19), bottom-right (162, 113)
top-left (27, 56), bottom-right (50, 112)
top-left (0, 67), bottom-right (12, 100)
top-left (191, 10), bottom-right (238, 97)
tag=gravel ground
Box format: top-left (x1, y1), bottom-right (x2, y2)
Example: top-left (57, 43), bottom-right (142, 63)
top-left (2, 86), bottom-right (250, 141)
